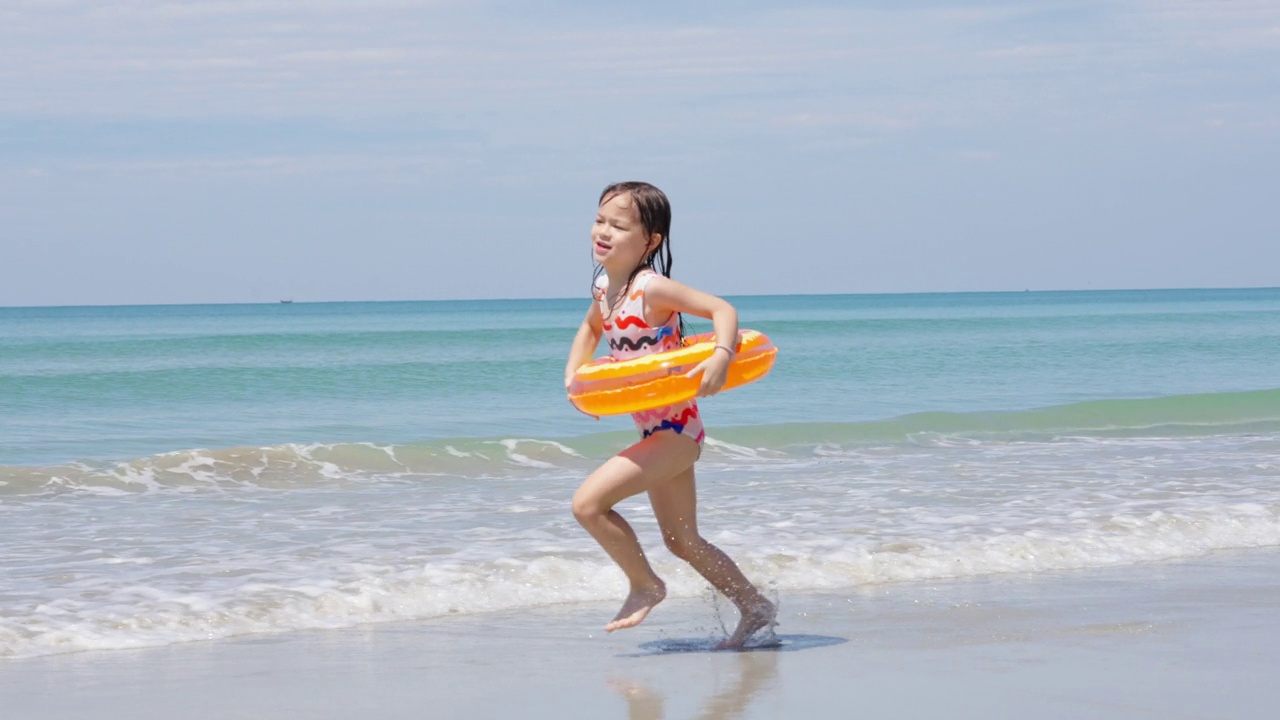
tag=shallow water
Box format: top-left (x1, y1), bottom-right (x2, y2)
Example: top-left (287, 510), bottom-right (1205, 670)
top-left (2, 288), bottom-right (1278, 658)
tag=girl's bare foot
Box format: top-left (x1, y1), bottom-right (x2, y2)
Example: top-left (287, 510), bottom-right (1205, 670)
top-left (605, 580), bottom-right (667, 632)
top-left (718, 598), bottom-right (777, 649)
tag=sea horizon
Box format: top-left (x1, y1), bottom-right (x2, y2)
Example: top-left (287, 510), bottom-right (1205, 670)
top-left (4, 283), bottom-right (1278, 311)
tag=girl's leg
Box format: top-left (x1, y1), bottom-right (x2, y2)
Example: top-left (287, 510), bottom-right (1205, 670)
top-left (572, 431), bottom-right (700, 632)
top-left (648, 464), bottom-right (776, 649)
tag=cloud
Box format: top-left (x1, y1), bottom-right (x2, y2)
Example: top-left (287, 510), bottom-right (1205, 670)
top-left (979, 43), bottom-right (1082, 59)
top-left (1, 1), bottom-right (1277, 305)
top-left (1134, 0), bottom-right (1280, 49)
top-left (3, 0), bottom-right (1274, 183)
top-left (0, 4), bottom-right (978, 120)
top-left (771, 111), bottom-right (921, 132)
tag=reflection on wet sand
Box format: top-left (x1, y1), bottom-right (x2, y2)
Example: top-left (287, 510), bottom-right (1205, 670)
top-left (610, 651), bottom-right (780, 720)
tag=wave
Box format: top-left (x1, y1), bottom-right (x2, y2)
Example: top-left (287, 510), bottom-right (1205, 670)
top-left (3, 502), bottom-right (1278, 660)
top-left (725, 388), bottom-right (1280, 447)
top-left (0, 439), bottom-right (603, 497)
top-left (3, 388), bottom-right (1277, 497)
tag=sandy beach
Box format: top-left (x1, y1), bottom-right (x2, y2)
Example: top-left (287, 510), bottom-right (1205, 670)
top-left (5, 547), bottom-right (1278, 720)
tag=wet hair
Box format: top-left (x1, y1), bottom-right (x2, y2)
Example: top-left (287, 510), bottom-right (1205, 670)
top-left (592, 181), bottom-right (687, 340)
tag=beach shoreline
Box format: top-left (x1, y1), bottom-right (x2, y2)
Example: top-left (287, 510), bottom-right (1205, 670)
top-left (5, 547), bottom-right (1278, 720)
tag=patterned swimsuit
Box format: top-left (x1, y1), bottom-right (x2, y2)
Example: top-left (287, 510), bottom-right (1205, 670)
top-left (595, 271), bottom-right (706, 445)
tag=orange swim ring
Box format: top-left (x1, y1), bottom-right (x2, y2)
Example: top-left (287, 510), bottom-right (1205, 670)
top-left (568, 330), bottom-right (778, 417)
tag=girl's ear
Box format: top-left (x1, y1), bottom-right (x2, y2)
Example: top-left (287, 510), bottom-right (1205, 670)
top-left (647, 233), bottom-right (664, 257)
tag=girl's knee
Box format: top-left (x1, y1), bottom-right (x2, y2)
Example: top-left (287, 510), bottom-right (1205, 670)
top-left (571, 487), bottom-right (605, 524)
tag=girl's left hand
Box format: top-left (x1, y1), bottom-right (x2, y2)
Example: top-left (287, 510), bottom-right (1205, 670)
top-left (566, 375), bottom-right (599, 419)
top-left (685, 351), bottom-right (731, 397)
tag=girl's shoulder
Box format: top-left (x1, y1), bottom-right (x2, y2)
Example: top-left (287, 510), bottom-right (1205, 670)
top-left (594, 269), bottom-right (663, 298)
top-left (633, 270), bottom-right (678, 300)
top-left (631, 269), bottom-right (665, 294)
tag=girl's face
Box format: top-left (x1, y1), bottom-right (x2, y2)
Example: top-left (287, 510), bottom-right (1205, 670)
top-left (592, 192), bottom-right (659, 272)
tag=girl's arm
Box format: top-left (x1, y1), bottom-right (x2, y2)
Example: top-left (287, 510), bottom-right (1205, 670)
top-left (643, 276), bottom-right (739, 397)
top-left (565, 301), bottom-right (604, 390)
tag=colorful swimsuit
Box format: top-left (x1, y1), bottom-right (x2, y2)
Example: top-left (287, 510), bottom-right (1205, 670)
top-left (594, 271), bottom-right (706, 445)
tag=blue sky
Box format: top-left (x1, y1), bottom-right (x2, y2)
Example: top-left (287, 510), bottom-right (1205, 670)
top-left (2, 0), bottom-right (1277, 306)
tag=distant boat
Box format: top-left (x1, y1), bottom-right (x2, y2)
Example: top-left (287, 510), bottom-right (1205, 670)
top-left (279, 299), bottom-right (294, 304)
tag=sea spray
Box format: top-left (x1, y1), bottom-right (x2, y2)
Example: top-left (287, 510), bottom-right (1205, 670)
top-left (4, 429), bottom-right (1279, 659)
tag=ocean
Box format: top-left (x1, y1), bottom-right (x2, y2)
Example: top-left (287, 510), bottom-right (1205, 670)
top-left (2, 288), bottom-right (1278, 659)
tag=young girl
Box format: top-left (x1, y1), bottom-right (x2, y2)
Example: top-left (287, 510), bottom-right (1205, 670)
top-left (564, 181), bottom-right (776, 649)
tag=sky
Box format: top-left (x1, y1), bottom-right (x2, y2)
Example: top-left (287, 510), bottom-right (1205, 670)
top-left (1, 0), bottom-right (1277, 306)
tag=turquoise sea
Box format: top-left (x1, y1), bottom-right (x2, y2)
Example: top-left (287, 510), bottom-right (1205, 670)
top-left (2, 288), bottom-right (1279, 658)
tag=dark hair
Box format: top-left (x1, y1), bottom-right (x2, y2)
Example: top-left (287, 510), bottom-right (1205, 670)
top-left (592, 181), bottom-right (687, 340)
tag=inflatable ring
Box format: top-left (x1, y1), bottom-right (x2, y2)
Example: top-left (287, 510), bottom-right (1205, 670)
top-left (568, 330), bottom-right (777, 416)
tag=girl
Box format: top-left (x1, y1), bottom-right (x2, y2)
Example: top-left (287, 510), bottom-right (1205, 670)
top-left (564, 181), bottom-right (776, 649)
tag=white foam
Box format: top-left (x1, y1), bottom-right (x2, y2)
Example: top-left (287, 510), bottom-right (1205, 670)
top-left (492, 439), bottom-right (556, 469)
top-left (539, 440), bottom-right (586, 459)
top-left (702, 437), bottom-right (773, 459)
top-left (289, 444), bottom-right (349, 479)
top-left (6, 498), bottom-right (1278, 661)
top-left (4, 431), bottom-right (1279, 659)
top-left (907, 432), bottom-right (985, 448)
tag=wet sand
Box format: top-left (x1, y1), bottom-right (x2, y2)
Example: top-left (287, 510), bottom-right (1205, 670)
top-left (4, 549), bottom-right (1279, 719)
